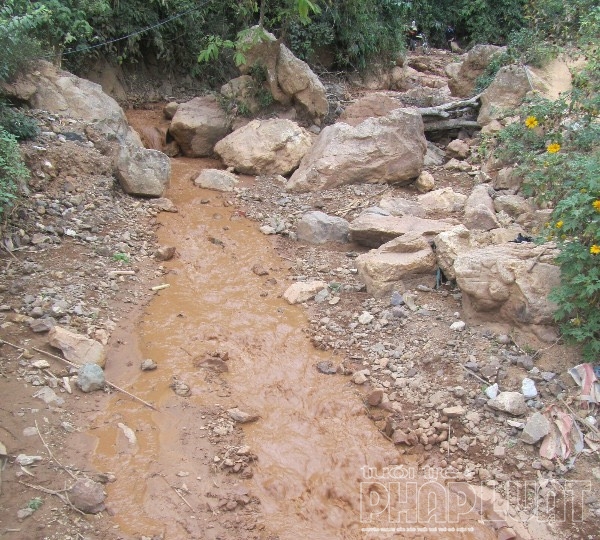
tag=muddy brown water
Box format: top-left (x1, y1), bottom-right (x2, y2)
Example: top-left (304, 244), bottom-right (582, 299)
top-left (88, 113), bottom-right (497, 539)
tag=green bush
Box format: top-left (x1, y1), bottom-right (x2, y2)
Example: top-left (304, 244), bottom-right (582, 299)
top-left (0, 4), bottom-right (43, 83)
top-left (491, 90), bottom-right (599, 360)
top-left (0, 103), bottom-right (39, 140)
top-left (0, 127), bottom-right (28, 215)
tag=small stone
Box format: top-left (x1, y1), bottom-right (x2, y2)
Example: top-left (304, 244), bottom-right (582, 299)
top-left (117, 423), bottom-right (137, 446)
top-left (228, 407), bottom-right (259, 423)
top-left (31, 360), bottom-right (50, 369)
top-left (488, 391), bottom-right (528, 416)
top-left (494, 446), bottom-right (506, 458)
top-left (155, 246), bottom-right (176, 261)
top-left (353, 370), bottom-right (369, 385)
top-left (485, 383), bottom-right (499, 399)
top-left (450, 321), bottom-right (466, 331)
top-left (33, 386), bottom-right (64, 405)
top-left (316, 361), bottom-right (337, 374)
top-left (358, 311), bottom-right (374, 325)
top-left (17, 508), bottom-right (35, 520)
top-left (23, 427), bottom-right (38, 437)
top-left (443, 406), bottom-right (465, 418)
top-left (69, 478), bottom-right (106, 514)
top-left (141, 359), bottom-right (158, 371)
top-left (521, 412), bottom-right (550, 444)
top-left (521, 377), bottom-right (538, 398)
top-left (29, 317), bottom-right (56, 333)
top-left (367, 389), bottom-right (384, 406)
top-left (77, 364), bottom-right (105, 393)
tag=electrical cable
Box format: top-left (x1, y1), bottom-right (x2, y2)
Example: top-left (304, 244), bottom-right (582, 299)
top-left (43, 0), bottom-right (214, 59)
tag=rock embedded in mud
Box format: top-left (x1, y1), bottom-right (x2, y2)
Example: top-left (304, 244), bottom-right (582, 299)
top-left (228, 408), bottom-right (259, 424)
top-left (77, 363), bottom-right (105, 393)
top-left (141, 359), bottom-right (158, 371)
top-left (69, 478), bottom-right (106, 514)
top-left (171, 378), bottom-right (191, 397)
top-left (154, 245), bottom-right (176, 261)
top-left (316, 361), bottom-right (337, 374)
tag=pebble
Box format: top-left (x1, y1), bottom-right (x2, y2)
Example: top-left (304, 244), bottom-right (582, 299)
top-left (450, 321), bottom-right (466, 331)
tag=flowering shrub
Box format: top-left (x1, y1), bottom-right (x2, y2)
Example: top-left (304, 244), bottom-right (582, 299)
top-left (489, 61), bottom-right (600, 360)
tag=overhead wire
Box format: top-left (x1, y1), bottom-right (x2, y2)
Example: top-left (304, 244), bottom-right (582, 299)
top-left (43, 0), bottom-right (215, 59)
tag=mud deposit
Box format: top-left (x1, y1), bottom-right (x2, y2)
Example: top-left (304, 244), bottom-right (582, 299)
top-left (88, 131), bottom-right (495, 538)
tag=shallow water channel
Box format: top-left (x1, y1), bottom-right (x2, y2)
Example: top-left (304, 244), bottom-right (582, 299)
top-left (88, 113), bottom-right (497, 539)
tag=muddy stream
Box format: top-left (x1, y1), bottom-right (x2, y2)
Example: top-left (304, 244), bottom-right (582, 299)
top-left (86, 112), bottom-right (497, 539)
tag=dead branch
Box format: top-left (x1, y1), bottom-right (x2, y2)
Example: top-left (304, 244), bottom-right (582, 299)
top-left (18, 481), bottom-right (85, 515)
top-left (35, 420), bottom-right (77, 480)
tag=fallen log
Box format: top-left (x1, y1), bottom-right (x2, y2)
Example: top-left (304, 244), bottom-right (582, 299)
top-left (423, 119), bottom-right (480, 132)
top-left (414, 94), bottom-right (481, 118)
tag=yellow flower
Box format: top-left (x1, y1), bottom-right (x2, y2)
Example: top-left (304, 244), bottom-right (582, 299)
top-left (591, 245), bottom-right (600, 255)
top-left (547, 143), bottom-right (561, 153)
top-left (525, 116), bottom-right (538, 128)
top-left (555, 221), bottom-right (564, 229)
top-left (593, 200), bottom-right (600, 211)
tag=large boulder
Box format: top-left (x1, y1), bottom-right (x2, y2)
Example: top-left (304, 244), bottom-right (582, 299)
top-left (434, 226), bottom-right (525, 280)
top-left (115, 145), bottom-right (171, 197)
top-left (337, 92), bottom-right (402, 126)
top-left (454, 243), bottom-right (560, 333)
top-left (3, 61), bottom-right (140, 149)
top-left (448, 45), bottom-right (506, 98)
top-left (296, 211), bottom-right (350, 244)
top-left (237, 27), bottom-right (327, 122)
top-left (356, 232), bottom-right (437, 297)
top-left (238, 27), bottom-right (290, 106)
top-left (214, 119), bottom-right (312, 175)
top-left (350, 210), bottom-right (454, 248)
top-left (277, 45), bottom-right (329, 121)
top-left (286, 109), bottom-right (426, 193)
top-left (478, 65), bottom-right (531, 126)
top-left (168, 95), bottom-right (230, 157)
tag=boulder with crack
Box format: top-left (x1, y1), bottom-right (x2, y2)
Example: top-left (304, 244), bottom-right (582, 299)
top-left (454, 243), bottom-right (560, 338)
